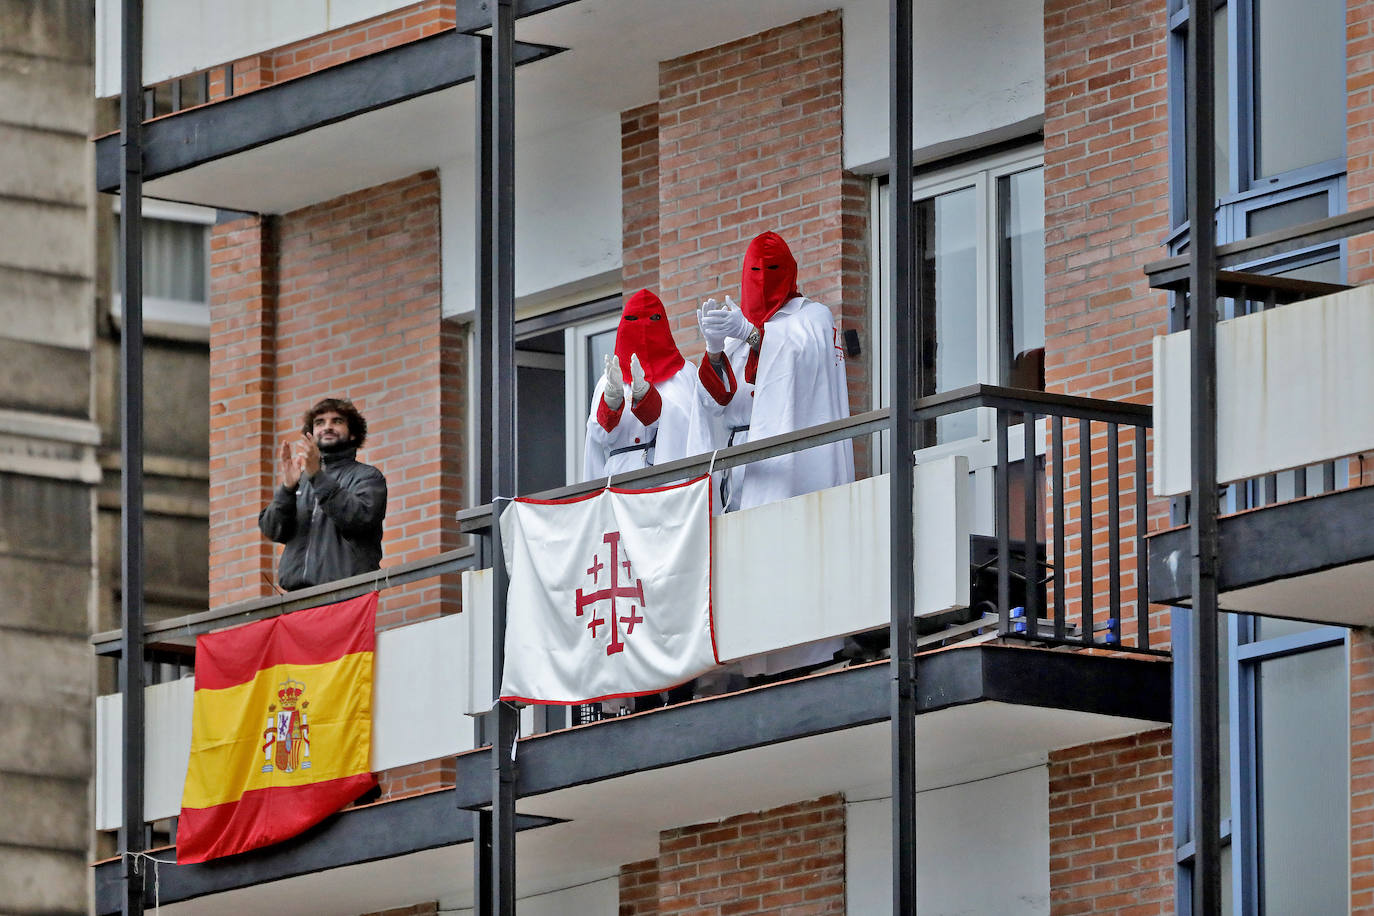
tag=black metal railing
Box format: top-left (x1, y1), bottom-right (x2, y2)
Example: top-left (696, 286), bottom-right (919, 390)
top-left (93, 385), bottom-right (1161, 664)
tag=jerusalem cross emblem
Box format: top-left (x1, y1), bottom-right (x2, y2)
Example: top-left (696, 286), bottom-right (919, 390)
top-left (574, 531), bottom-right (645, 656)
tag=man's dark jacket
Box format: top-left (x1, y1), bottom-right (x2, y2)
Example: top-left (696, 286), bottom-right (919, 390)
top-left (258, 446), bottom-right (387, 591)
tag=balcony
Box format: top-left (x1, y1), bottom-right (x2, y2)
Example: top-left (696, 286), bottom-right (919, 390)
top-left (1145, 271), bottom-right (1374, 626)
top-left (91, 388), bottom-right (1168, 913)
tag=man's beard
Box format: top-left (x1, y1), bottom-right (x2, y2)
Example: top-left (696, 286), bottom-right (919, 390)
top-left (317, 435), bottom-right (353, 454)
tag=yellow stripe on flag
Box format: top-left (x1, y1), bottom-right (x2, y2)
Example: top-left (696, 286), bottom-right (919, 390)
top-left (181, 650), bottom-right (373, 810)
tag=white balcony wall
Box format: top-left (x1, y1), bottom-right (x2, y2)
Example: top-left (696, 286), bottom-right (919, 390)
top-left (95, 0), bottom-right (412, 95)
top-left (440, 112), bottom-right (624, 317)
top-left (98, 468), bottom-right (969, 826)
top-left (1153, 286), bottom-right (1374, 496)
top-left (845, 765), bottom-right (1051, 914)
top-left (842, 0), bottom-right (1045, 171)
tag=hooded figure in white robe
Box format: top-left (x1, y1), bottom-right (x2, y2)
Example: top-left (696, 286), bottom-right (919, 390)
top-left (696, 231), bottom-right (854, 512)
top-left (584, 289), bottom-right (710, 482)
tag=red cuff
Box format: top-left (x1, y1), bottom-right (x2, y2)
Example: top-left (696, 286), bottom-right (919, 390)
top-left (630, 384), bottom-right (662, 425)
top-left (698, 356), bottom-right (737, 406)
top-left (596, 395), bottom-right (625, 432)
top-left (743, 326), bottom-right (764, 385)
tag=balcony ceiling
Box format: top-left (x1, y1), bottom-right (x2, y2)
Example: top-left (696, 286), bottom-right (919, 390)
top-left (121, 0), bottom-right (846, 215)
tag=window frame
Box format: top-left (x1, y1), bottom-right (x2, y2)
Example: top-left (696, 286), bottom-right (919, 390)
top-left (871, 145), bottom-right (1046, 473)
top-left (110, 198), bottom-right (215, 341)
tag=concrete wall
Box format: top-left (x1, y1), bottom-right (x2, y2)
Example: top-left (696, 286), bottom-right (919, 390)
top-left (0, 2), bottom-right (96, 913)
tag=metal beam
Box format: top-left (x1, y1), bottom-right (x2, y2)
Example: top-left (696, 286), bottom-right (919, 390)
top-left (1148, 484), bottom-right (1374, 606)
top-left (93, 31), bottom-right (561, 193)
top-left (451, 647), bottom-right (1172, 808)
top-left (91, 547), bottom-right (478, 655)
top-left (888, 0), bottom-right (918, 911)
top-left (488, 1), bottom-right (519, 913)
top-left (92, 797), bottom-right (558, 914)
top-left (118, 1), bottom-right (146, 912)
top-left (1144, 206), bottom-right (1374, 286)
top-left (1183, 1), bottom-right (1222, 911)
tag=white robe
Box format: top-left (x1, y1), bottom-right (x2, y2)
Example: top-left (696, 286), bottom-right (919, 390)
top-left (698, 296), bottom-right (854, 512)
top-left (583, 361), bottom-right (711, 481)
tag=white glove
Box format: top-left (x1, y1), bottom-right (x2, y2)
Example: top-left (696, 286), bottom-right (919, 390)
top-left (628, 353), bottom-right (650, 403)
top-left (601, 353), bottom-right (625, 410)
top-left (703, 295), bottom-right (754, 344)
top-left (698, 298), bottom-right (727, 353)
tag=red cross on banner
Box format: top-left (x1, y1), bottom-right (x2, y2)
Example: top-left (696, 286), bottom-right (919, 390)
top-left (498, 476), bottom-right (717, 704)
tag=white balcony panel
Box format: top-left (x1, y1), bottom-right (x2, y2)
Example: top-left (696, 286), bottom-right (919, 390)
top-left (372, 613), bottom-right (476, 771)
top-left (1154, 286), bottom-right (1374, 496)
top-left (94, 677), bottom-right (194, 831)
top-left (97, 613), bottom-right (482, 828)
top-left (95, 0), bottom-right (412, 95)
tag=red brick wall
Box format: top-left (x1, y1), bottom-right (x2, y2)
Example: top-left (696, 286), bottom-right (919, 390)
top-left (1048, 729), bottom-right (1174, 915)
top-left (208, 216), bottom-right (278, 604)
top-left (622, 103), bottom-right (661, 296)
top-left (619, 858), bottom-right (660, 916)
top-left (209, 171), bottom-right (459, 630)
top-left (652, 794), bottom-right (845, 915)
top-left (651, 12), bottom-right (871, 444)
top-left (1352, 629), bottom-right (1374, 910)
top-left (1349, 0), bottom-right (1374, 284)
top-left (206, 1), bottom-right (455, 99)
top-left (1043, 0), bottom-right (1173, 649)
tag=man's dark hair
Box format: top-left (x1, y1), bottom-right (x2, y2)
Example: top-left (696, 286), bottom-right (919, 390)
top-left (302, 397), bottom-right (368, 448)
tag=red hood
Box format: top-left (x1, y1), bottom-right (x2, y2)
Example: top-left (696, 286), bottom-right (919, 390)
top-left (739, 230), bottom-right (800, 326)
top-left (614, 289), bottom-right (685, 384)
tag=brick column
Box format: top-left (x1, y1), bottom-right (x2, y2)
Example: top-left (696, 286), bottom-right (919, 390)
top-left (208, 215), bottom-right (278, 607)
top-left (1049, 729), bottom-right (1174, 915)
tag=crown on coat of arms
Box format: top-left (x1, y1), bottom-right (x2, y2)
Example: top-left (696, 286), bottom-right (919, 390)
top-left (277, 677), bottom-right (306, 709)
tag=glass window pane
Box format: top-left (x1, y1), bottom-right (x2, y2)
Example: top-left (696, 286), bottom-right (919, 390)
top-left (585, 328), bottom-right (616, 405)
top-left (1245, 192), bottom-right (1329, 238)
top-left (1255, 0), bottom-right (1345, 178)
top-left (1000, 168), bottom-right (1045, 390)
top-left (1275, 258), bottom-right (1342, 285)
top-left (114, 217), bottom-right (208, 303)
top-left (1215, 5), bottom-right (1231, 195)
top-left (1253, 614), bottom-right (1325, 642)
top-left (1257, 645), bottom-right (1347, 914)
top-left (916, 186), bottom-right (978, 442)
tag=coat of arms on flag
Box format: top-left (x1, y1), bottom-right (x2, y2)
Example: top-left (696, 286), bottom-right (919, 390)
top-left (176, 592), bottom-right (379, 863)
top-left (499, 475), bottom-right (718, 704)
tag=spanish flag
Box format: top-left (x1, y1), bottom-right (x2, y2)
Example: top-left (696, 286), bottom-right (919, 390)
top-left (176, 592), bottom-right (379, 863)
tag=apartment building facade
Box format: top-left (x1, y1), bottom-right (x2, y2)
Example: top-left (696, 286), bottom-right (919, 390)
top-left (89, 0), bottom-right (1373, 913)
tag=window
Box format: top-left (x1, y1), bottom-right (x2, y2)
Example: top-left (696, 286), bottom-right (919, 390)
top-left (482, 295), bottom-right (621, 494)
top-left (1167, 0), bottom-right (1347, 286)
top-left (876, 147), bottom-right (1046, 448)
top-left (112, 199), bottom-right (214, 337)
top-left (1175, 615), bottom-right (1348, 915)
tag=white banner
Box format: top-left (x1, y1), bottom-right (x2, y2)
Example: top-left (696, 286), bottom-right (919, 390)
top-left (498, 476), bottom-right (718, 704)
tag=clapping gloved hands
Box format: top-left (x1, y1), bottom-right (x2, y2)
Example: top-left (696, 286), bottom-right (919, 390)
top-left (601, 353), bottom-right (650, 411)
top-left (696, 295), bottom-right (756, 357)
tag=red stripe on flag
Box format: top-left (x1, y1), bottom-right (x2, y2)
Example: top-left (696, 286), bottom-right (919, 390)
top-left (194, 592), bottom-right (378, 690)
top-left (176, 772), bottom-right (377, 864)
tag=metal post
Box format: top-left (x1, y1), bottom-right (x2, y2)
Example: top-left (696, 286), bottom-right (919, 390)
top-left (471, 33), bottom-right (496, 911)
top-left (118, 0), bottom-right (147, 913)
top-left (888, 0), bottom-right (918, 912)
top-left (1185, 1), bottom-right (1222, 912)
top-left (489, 2), bottom-right (519, 914)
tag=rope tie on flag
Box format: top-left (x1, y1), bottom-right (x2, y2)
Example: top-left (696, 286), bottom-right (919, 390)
top-left (126, 850), bottom-right (174, 913)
